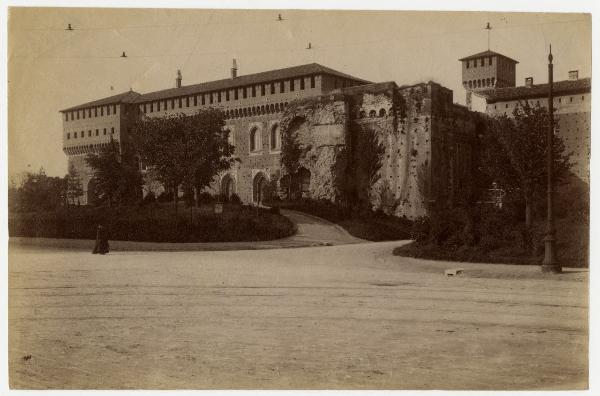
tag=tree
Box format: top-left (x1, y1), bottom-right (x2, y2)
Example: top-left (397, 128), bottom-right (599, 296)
top-left (66, 163), bottom-right (84, 206)
top-left (85, 137), bottom-right (142, 206)
top-left (482, 103), bottom-right (572, 246)
top-left (131, 108), bottom-right (236, 213)
top-left (11, 168), bottom-right (67, 212)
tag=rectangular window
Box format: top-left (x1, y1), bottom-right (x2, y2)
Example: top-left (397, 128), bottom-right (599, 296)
top-left (226, 90), bottom-right (230, 101)
top-left (473, 60), bottom-right (477, 68)
top-left (489, 57), bottom-right (493, 65)
top-left (94, 108), bottom-right (98, 117)
top-left (261, 84), bottom-right (265, 96)
top-left (103, 128), bottom-right (106, 135)
top-left (209, 93), bottom-right (213, 104)
top-left (96, 129), bottom-right (99, 136)
top-left (202, 95), bottom-right (206, 105)
top-left (113, 104), bottom-right (117, 114)
top-left (480, 58), bottom-right (484, 66)
top-left (88, 130), bottom-right (92, 137)
top-left (243, 87), bottom-right (247, 99)
top-left (290, 79), bottom-right (295, 91)
top-left (466, 60), bottom-right (470, 69)
top-left (111, 127), bottom-right (114, 134)
top-left (82, 110), bottom-right (86, 119)
top-left (157, 101), bottom-right (161, 111)
top-left (194, 95), bottom-right (197, 106)
top-left (252, 85), bottom-right (256, 97)
top-left (270, 82), bottom-right (275, 94)
top-left (234, 89), bottom-right (239, 100)
top-left (150, 102), bottom-right (153, 112)
top-left (74, 132), bottom-right (77, 138)
top-left (310, 76), bottom-right (315, 88)
top-left (67, 133), bottom-right (70, 139)
top-left (88, 109), bottom-right (91, 118)
top-left (171, 99), bottom-right (175, 109)
top-left (570, 97), bottom-right (573, 103)
top-left (218, 91), bottom-right (221, 102)
top-left (300, 78), bottom-right (305, 90)
top-left (280, 81), bottom-right (285, 93)
top-left (101, 107), bottom-right (104, 116)
top-left (107, 106), bottom-right (111, 115)
top-left (178, 98), bottom-right (182, 108)
top-left (186, 96), bottom-right (190, 107)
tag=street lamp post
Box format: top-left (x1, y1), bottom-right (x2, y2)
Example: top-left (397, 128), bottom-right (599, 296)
top-left (541, 45), bottom-right (561, 273)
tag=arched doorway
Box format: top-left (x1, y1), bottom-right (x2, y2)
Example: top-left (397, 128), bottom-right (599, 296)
top-left (221, 174), bottom-right (236, 199)
top-left (252, 172), bottom-right (269, 205)
top-left (86, 178), bottom-right (99, 206)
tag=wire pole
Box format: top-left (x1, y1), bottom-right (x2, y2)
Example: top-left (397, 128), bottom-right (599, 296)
top-left (542, 44), bottom-right (561, 274)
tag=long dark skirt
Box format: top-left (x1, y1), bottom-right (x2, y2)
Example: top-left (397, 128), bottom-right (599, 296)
top-left (93, 239), bottom-right (110, 254)
top-left (92, 229), bottom-right (110, 254)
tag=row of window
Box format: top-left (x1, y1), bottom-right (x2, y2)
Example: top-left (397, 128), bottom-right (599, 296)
top-left (465, 56), bottom-right (493, 69)
top-left (358, 108), bottom-right (389, 118)
top-left (67, 127), bottom-right (114, 140)
top-left (140, 76), bottom-right (317, 114)
top-left (248, 124), bottom-right (281, 152)
top-left (66, 104), bottom-right (118, 121)
top-left (464, 78), bottom-right (495, 89)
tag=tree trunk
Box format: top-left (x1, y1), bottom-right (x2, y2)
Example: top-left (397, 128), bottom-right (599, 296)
top-left (523, 195), bottom-right (533, 251)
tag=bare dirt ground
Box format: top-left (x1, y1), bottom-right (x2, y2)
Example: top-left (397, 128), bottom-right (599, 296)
top-left (8, 241), bottom-right (588, 389)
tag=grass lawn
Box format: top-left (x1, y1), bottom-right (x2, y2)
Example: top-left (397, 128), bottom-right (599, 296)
top-left (8, 202), bottom-right (296, 243)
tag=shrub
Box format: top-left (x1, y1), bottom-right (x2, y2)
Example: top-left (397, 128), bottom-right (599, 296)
top-left (229, 194), bottom-right (242, 205)
top-left (198, 192), bottom-right (214, 204)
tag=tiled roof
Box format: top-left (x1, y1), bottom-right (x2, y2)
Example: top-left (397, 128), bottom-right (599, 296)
top-left (135, 63), bottom-right (372, 103)
top-left (60, 90), bottom-right (141, 112)
top-left (459, 50), bottom-right (519, 64)
top-left (476, 77), bottom-right (591, 103)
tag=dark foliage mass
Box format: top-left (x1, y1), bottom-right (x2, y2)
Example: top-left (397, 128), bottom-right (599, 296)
top-left (131, 108), bottom-right (236, 209)
top-left (9, 203), bottom-right (296, 243)
top-left (395, 104), bottom-right (587, 267)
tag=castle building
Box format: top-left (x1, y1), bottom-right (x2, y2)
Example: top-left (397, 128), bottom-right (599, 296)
top-left (60, 61), bottom-right (480, 218)
top-left (459, 50), bottom-right (591, 183)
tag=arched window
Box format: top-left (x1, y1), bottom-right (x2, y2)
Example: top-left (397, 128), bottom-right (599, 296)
top-left (468, 81), bottom-right (472, 89)
top-left (270, 124), bottom-right (281, 151)
top-left (486, 78), bottom-right (490, 86)
top-left (270, 104), bottom-right (275, 113)
top-left (369, 110), bottom-right (377, 118)
top-left (249, 127), bottom-right (260, 152)
top-left (379, 108), bottom-right (386, 117)
top-left (260, 105), bottom-right (265, 114)
top-left (275, 103), bottom-right (280, 112)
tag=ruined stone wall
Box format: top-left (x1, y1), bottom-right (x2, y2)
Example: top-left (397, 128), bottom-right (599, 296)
top-left (279, 93), bottom-right (349, 202)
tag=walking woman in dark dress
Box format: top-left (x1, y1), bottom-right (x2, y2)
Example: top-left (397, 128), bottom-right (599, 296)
top-left (92, 224), bottom-right (110, 254)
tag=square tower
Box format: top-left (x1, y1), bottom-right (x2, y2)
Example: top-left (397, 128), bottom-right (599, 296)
top-left (459, 50), bottom-right (518, 108)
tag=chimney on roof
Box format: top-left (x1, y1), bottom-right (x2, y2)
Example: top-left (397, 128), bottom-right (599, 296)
top-left (231, 59), bottom-right (238, 79)
top-left (568, 70), bottom-right (579, 80)
top-left (176, 70), bottom-right (182, 88)
top-left (525, 77), bottom-right (533, 88)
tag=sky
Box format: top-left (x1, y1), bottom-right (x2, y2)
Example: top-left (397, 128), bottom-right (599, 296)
top-left (7, 7), bottom-right (592, 178)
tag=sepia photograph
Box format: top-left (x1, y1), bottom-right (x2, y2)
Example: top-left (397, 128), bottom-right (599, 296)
top-left (4, 1), bottom-right (594, 391)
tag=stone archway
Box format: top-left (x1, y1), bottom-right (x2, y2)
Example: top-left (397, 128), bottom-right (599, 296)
top-left (220, 174), bottom-right (236, 199)
top-left (252, 172), bottom-right (269, 205)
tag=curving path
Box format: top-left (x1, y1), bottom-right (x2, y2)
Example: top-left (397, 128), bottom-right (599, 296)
top-left (9, 209), bottom-right (366, 252)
